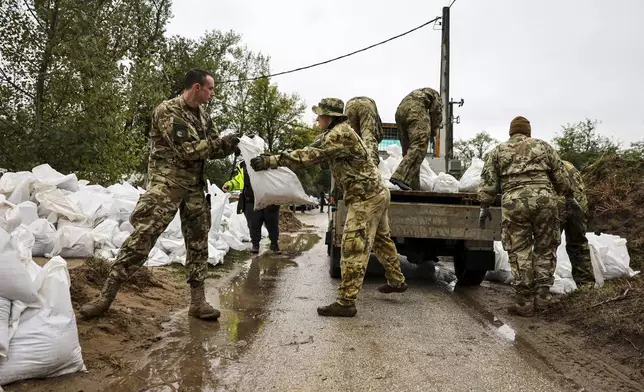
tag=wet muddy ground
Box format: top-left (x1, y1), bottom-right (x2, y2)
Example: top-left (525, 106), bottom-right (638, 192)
top-left (4, 212), bottom-right (644, 391)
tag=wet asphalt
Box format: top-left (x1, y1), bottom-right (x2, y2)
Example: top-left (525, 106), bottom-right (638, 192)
top-left (113, 212), bottom-right (576, 392)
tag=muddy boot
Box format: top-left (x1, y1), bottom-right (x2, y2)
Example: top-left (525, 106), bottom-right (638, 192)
top-left (317, 302), bottom-right (357, 317)
top-left (188, 283), bottom-right (221, 320)
top-left (378, 282), bottom-right (408, 294)
top-left (270, 243), bottom-right (282, 255)
top-left (79, 276), bottom-right (122, 319)
top-left (251, 244), bottom-right (259, 254)
top-left (389, 178), bottom-right (412, 191)
top-left (507, 294), bottom-right (534, 317)
top-left (534, 287), bottom-right (560, 312)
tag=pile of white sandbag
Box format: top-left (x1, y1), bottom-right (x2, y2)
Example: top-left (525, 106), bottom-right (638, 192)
top-left (0, 228), bottom-right (86, 386)
top-left (485, 233), bottom-right (640, 293)
top-left (0, 163), bottom-right (269, 268)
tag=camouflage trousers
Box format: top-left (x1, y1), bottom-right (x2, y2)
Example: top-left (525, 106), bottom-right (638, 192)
top-left (501, 190), bottom-right (560, 300)
top-left (390, 101), bottom-right (432, 190)
top-left (110, 177), bottom-right (210, 287)
top-left (337, 188), bottom-right (405, 306)
top-left (561, 206), bottom-right (594, 285)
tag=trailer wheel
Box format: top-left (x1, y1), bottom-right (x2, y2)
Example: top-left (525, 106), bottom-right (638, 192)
top-left (329, 246), bottom-right (342, 279)
top-left (453, 253), bottom-right (487, 287)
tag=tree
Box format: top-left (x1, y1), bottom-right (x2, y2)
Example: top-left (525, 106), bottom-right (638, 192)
top-left (552, 119), bottom-right (620, 169)
top-left (454, 131), bottom-right (499, 167)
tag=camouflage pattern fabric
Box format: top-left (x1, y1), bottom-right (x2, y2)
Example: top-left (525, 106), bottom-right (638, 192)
top-left (345, 97), bottom-right (384, 166)
top-left (390, 88), bottom-right (443, 190)
top-left (110, 177), bottom-right (210, 286)
top-left (274, 121), bottom-right (385, 205)
top-left (148, 95), bottom-right (238, 191)
top-left (479, 133), bottom-right (573, 300)
top-left (337, 187), bottom-right (405, 306)
top-left (109, 95), bottom-right (236, 286)
top-left (558, 161), bottom-right (594, 284)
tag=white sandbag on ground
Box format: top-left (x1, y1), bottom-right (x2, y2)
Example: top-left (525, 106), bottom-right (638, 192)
top-left (29, 219), bottom-right (57, 257)
top-left (90, 219), bottom-right (120, 248)
top-left (31, 164), bottom-right (79, 192)
top-left (0, 229), bottom-right (39, 306)
top-left (34, 188), bottom-right (85, 222)
top-left (7, 176), bottom-right (35, 205)
top-left (0, 172), bottom-right (34, 197)
top-left (144, 247), bottom-right (170, 267)
top-left (0, 256), bottom-right (86, 386)
top-left (10, 225), bottom-right (35, 262)
top-left (207, 181), bottom-right (229, 236)
top-left (485, 241), bottom-right (513, 284)
top-left (237, 135), bottom-right (311, 210)
top-left (15, 202), bottom-right (39, 226)
top-left (47, 226), bottom-right (94, 258)
top-left (112, 231), bottom-right (130, 248)
top-left (67, 189), bottom-right (111, 224)
top-left (0, 297), bottom-right (10, 359)
top-left (208, 243), bottom-right (226, 266)
top-left (107, 182), bottom-right (140, 202)
top-left (0, 196), bottom-right (16, 232)
top-left (458, 158), bottom-right (484, 193)
top-left (119, 221), bottom-right (134, 234)
top-left (432, 172), bottom-right (460, 193)
top-left (587, 233), bottom-right (639, 281)
top-left (4, 206), bottom-right (22, 233)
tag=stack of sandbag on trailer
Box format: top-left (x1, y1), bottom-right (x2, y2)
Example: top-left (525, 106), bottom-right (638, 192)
top-left (485, 233), bottom-right (640, 293)
top-left (0, 228), bottom-right (86, 387)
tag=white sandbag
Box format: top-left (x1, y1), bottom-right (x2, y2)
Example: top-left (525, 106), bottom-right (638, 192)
top-left (207, 181), bottom-right (229, 235)
top-left (31, 164), bottom-right (79, 192)
top-left (0, 297), bottom-right (10, 359)
top-left (219, 231), bottom-right (250, 251)
top-left (432, 172), bottom-right (460, 193)
top-left (157, 237), bottom-right (184, 255)
top-left (119, 221), bottom-right (134, 234)
top-left (107, 182), bottom-right (140, 202)
top-left (213, 238), bottom-right (230, 253)
top-left (7, 176), bottom-right (35, 205)
top-left (550, 275), bottom-right (578, 295)
top-left (10, 225), bottom-right (35, 261)
top-left (34, 188), bottom-right (85, 222)
top-left (485, 241), bottom-right (514, 284)
top-left (16, 201), bottom-right (39, 226)
top-left (0, 196), bottom-right (16, 232)
top-left (106, 198), bottom-right (136, 223)
top-left (208, 243), bottom-right (226, 266)
top-left (554, 233), bottom-right (574, 279)
top-left (4, 206), bottom-right (22, 233)
top-left (161, 211), bottom-right (182, 239)
top-left (0, 256), bottom-right (86, 386)
top-left (458, 157), bottom-right (484, 193)
top-left (90, 219), bottom-right (120, 248)
top-left (67, 189), bottom-right (111, 223)
top-left (29, 219), bottom-right (57, 257)
top-left (378, 160), bottom-right (392, 181)
top-left (0, 172), bottom-right (34, 197)
top-left (420, 160), bottom-right (437, 191)
top-left (237, 135), bottom-right (311, 210)
top-left (587, 233), bottom-right (639, 280)
top-left (47, 226), bottom-right (94, 258)
top-left (112, 231), bottom-right (130, 248)
top-left (225, 203), bottom-right (251, 242)
top-left (0, 229), bottom-right (39, 305)
top-left (144, 247), bottom-right (170, 267)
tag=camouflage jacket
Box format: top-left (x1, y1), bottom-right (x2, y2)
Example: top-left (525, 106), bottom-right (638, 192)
top-left (148, 96), bottom-right (236, 191)
top-left (478, 134), bottom-right (573, 205)
top-left (275, 121), bottom-right (384, 205)
top-left (562, 160), bottom-right (588, 214)
top-left (345, 97), bottom-right (383, 166)
top-left (399, 88), bottom-right (443, 130)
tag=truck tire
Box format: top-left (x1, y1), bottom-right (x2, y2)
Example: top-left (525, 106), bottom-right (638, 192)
top-left (453, 254), bottom-right (487, 287)
top-left (329, 246), bottom-right (342, 279)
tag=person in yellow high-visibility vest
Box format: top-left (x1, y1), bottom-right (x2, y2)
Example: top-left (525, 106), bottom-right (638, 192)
top-left (223, 160), bottom-right (280, 254)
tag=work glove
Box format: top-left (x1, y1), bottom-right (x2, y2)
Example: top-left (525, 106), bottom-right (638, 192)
top-left (250, 154), bottom-right (278, 171)
top-left (479, 205), bottom-right (492, 229)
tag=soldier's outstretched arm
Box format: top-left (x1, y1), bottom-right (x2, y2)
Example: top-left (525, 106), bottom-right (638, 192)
top-left (208, 133), bottom-right (240, 159)
top-left (478, 147), bottom-right (500, 206)
top-left (155, 107), bottom-right (214, 161)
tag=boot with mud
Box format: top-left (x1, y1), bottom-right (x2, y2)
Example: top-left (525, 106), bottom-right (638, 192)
top-left (251, 244), bottom-right (260, 254)
top-left (378, 282), bottom-right (408, 294)
top-left (507, 293), bottom-right (535, 317)
top-left (534, 287), bottom-right (561, 312)
top-left (79, 275), bottom-right (122, 319)
top-left (269, 243), bottom-right (282, 255)
top-left (317, 302), bottom-right (357, 317)
top-left (188, 283), bottom-right (221, 320)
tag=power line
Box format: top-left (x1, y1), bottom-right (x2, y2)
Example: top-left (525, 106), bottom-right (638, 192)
top-left (218, 16), bottom-right (441, 84)
top-left (449, 0), bottom-right (457, 7)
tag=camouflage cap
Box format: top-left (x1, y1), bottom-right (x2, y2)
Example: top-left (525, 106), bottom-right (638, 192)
top-left (312, 98), bottom-right (348, 119)
top-left (509, 116), bottom-right (531, 136)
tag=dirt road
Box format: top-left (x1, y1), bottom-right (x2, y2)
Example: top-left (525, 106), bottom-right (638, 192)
top-left (5, 213), bottom-right (644, 391)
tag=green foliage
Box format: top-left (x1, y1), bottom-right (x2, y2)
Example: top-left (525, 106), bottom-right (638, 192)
top-left (453, 131), bottom-right (499, 168)
top-left (552, 119), bottom-right (620, 169)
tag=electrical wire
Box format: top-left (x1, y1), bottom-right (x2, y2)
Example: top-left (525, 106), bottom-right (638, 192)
top-left (217, 16), bottom-right (441, 84)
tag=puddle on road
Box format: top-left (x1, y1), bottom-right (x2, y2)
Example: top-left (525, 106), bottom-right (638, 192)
top-left (110, 233), bottom-right (320, 391)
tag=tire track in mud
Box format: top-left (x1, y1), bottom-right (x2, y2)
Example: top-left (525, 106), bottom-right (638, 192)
top-left (454, 288), bottom-right (644, 392)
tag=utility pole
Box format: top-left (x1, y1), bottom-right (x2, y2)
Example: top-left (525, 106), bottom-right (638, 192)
top-left (439, 6), bottom-right (450, 172)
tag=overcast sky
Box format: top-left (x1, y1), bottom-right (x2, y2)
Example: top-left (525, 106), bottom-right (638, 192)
top-left (166, 0), bottom-right (644, 146)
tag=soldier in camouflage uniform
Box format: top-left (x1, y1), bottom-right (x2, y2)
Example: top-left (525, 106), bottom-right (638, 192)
top-left (389, 88), bottom-right (443, 190)
top-left (345, 96), bottom-right (384, 166)
top-left (251, 98), bottom-right (407, 317)
top-left (478, 116), bottom-right (579, 317)
top-left (80, 69), bottom-right (240, 321)
top-left (559, 160), bottom-right (594, 285)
